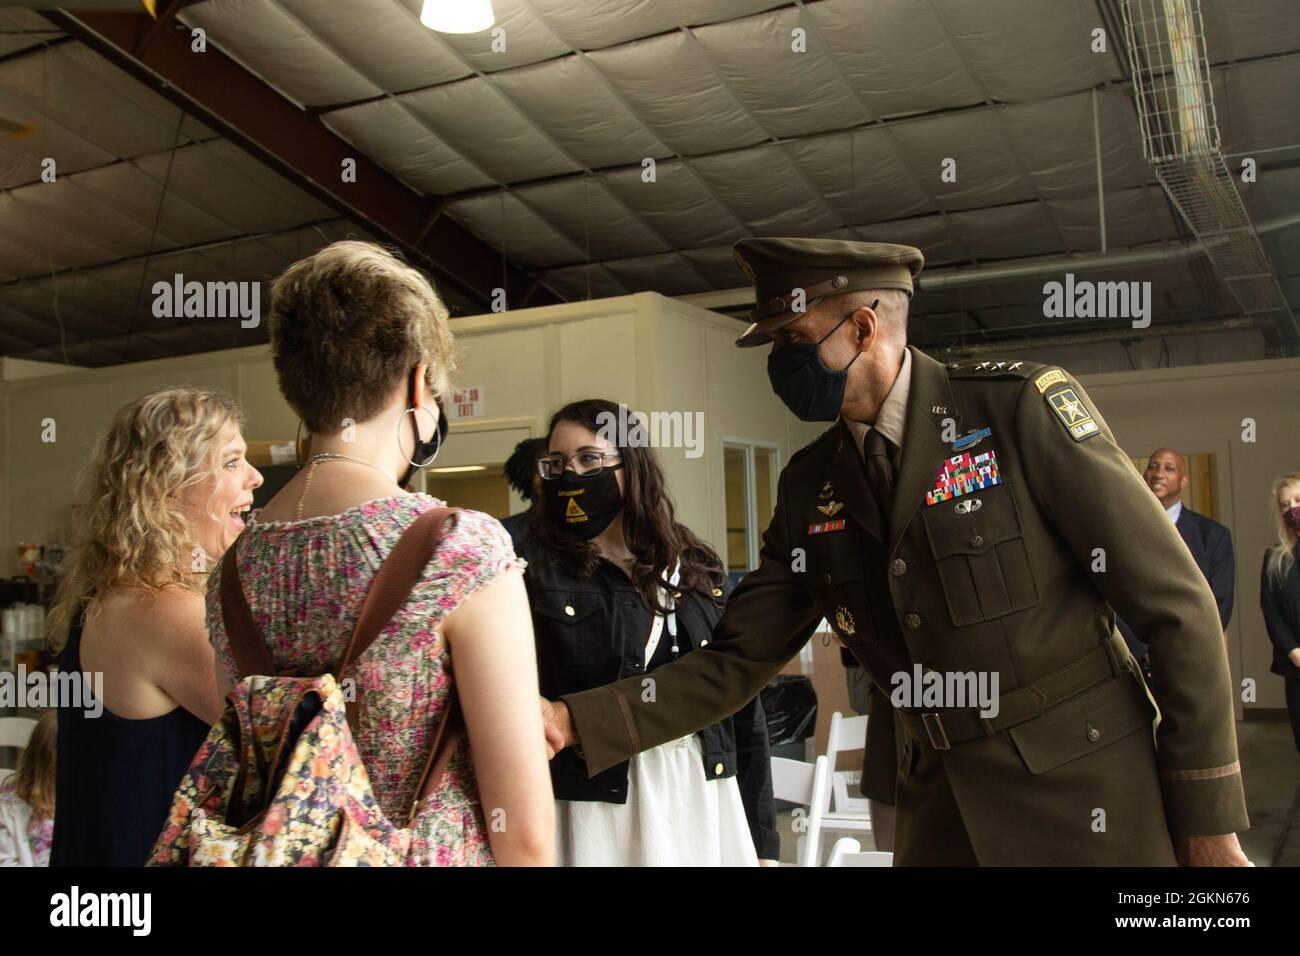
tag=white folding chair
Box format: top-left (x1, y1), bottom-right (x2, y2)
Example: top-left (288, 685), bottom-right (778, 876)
top-left (0, 717), bottom-right (36, 787)
top-left (770, 754), bottom-right (831, 867)
top-left (826, 837), bottom-right (894, 868)
top-left (820, 711), bottom-right (874, 843)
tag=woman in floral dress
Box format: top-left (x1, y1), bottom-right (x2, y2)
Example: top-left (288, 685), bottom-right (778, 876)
top-left (207, 241), bottom-right (554, 866)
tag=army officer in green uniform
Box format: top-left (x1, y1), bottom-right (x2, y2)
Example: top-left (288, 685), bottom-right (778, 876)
top-left (542, 238), bottom-right (1250, 866)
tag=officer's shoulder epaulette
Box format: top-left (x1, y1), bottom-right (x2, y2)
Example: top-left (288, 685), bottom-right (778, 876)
top-left (944, 359), bottom-right (1044, 380)
top-left (788, 422), bottom-right (840, 466)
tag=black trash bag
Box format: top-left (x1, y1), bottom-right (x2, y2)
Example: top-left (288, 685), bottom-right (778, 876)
top-left (760, 674), bottom-right (818, 747)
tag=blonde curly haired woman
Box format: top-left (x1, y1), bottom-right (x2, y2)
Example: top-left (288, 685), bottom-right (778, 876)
top-left (46, 387), bottom-right (263, 866)
top-left (1261, 472), bottom-right (1300, 754)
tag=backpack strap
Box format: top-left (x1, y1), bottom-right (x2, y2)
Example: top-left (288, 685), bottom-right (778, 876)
top-left (337, 507), bottom-right (466, 822)
top-left (221, 541), bottom-right (277, 678)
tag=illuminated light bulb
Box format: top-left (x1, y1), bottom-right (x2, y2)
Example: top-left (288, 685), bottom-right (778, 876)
top-left (420, 0), bottom-right (495, 34)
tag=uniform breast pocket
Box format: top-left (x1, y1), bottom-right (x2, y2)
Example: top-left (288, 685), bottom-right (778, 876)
top-left (531, 590), bottom-right (608, 693)
top-left (921, 483), bottom-right (1038, 628)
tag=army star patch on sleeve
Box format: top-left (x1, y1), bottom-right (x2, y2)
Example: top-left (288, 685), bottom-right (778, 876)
top-left (1045, 384), bottom-right (1100, 441)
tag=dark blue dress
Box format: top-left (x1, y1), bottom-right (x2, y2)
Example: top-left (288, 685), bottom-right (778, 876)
top-left (51, 605), bottom-right (211, 866)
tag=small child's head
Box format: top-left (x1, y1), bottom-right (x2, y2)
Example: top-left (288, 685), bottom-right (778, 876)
top-left (14, 711), bottom-right (56, 821)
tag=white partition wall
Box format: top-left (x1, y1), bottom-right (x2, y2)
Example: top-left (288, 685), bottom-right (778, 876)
top-left (0, 293), bottom-right (805, 588)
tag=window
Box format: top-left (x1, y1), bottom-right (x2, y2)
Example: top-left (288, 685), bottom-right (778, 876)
top-left (722, 441), bottom-right (779, 576)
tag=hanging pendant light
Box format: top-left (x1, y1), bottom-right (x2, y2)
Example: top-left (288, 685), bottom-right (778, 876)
top-left (420, 0), bottom-right (495, 34)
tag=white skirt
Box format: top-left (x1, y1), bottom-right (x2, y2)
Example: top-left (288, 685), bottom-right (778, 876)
top-left (555, 734), bottom-right (759, 867)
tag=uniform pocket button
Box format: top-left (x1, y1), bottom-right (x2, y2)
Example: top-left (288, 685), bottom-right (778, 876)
top-left (824, 572), bottom-right (833, 584)
top-left (714, 763), bottom-right (724, 776)
top-left (890, 559), bottom-right (906, 577)
top-left (904, 613), bottom-right (922, 630)
top-left (564, 605), bottom-right (575, 616)
top-left (1087, 726), bottom-right (1101, 743)
top-left (970, 534), bottom-right (984, 548)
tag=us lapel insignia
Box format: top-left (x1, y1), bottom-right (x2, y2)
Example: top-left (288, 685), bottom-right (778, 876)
top-left (808, 519), bottom-right (846, 535)
top-left (819, 481), bottom-right (834, 500)
top-left (1045, 385), bottom-right (1100, 442)
top-left (817, 500), bottom-right (844, 517)
top-left (835, 606), bottom-right (856, 636)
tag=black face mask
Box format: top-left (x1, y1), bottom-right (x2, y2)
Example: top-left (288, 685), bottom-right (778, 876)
top-left (766, 303), bottom-right (872, 422)
top-left (399, 368), bottom-right (449, 490)
top-left (543, 464), bottom-right (625, 540)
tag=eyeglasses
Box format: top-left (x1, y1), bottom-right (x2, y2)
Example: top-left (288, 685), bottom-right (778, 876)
top-left (538, 451), bottom-right (623, 480)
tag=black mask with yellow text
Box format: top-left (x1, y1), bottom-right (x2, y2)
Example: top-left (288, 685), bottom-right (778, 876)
top-left (544, 465), bottom-right (625, 540)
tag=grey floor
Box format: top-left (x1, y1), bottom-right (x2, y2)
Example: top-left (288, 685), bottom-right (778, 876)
top-left (777, 719), bottom-right (1299, 866)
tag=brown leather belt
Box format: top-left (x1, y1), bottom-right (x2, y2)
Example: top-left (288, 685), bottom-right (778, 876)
top-left (895, 636), bottom-right (1128, 751)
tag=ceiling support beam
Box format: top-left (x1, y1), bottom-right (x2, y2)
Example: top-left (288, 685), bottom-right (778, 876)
top-left (40, 9), bottom-right (558, 311)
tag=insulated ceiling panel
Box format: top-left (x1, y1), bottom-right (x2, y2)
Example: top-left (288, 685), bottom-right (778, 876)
top-left (491, 56), bottom-right (671, 169)
top-left (887, 109), bottom-right (1037, 211)
top-left (784, 129), bottom-right (936, 224)
top-left (932, 0), bottom-right (1123, 103)
top-left (445, 190), bottom-right (588, 269)
top-left (1051, 187), bottom-right (1178, 252)
top-left (805, 0), bottom-right (986, 119)
top-left (690, 145), bottom-right (845, 235)
top-left (323, 98), bottom-right (496, 195)
top-left (399, 78), bottom-right (583, 183)
top-left (512, 177), bottom-right (671, 259)
top-left (1201, 0), bottom-right (1300, 63)
top-left (182, 0), bottom-right (384, 107)
top-left (603, 251), bottom-right (713, 295)
top-left (998, 91), bottom-right (1150, 202)
top-left (586, 30), bottom-right (769, 155)
top-left (275, 0), bottom-right (474, 92)
top-left (858, 212), bottom-right (968, 267)
top-left (524, 0), bottom-right (681, 51)
top-left (603, 160), bottom-right (747, 249)
top-left (690, 7), bottom-right (871, 138)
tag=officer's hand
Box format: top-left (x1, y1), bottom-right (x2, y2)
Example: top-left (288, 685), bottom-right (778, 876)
top-left (539, 696), bottom-right (573, 759)
top-left (1175, 833), bottom-right (1252, 867)
top-left (1289, 647), bottom-right (1300, 668)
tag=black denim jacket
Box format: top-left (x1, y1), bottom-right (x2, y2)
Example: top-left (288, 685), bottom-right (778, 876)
top-left (517, 534), bottom-right (779, 860)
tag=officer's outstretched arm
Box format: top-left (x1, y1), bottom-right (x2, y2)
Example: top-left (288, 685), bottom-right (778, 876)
top-left (1016, 369), bottom-right (1248, 838)
top-left (559, 469), bottom-right (822, 777)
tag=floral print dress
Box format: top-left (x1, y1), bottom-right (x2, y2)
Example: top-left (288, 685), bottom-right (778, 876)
top-left (206, 494), bottom-right (524, 866)
top-left (0, 777), bottom-right (52, 867)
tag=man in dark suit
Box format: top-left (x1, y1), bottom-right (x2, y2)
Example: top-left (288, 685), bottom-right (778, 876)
top-left (1119, 448), bottom-right (1235, 667)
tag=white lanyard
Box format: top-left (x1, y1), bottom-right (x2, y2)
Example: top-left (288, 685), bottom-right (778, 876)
top-left (643, 560), bottom-right (682, 669)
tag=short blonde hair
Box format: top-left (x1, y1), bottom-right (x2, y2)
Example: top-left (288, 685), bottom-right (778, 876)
top-left (47, 387), bottom-right (242, 651)
top-left (267, 240), bottom-right (459, 433)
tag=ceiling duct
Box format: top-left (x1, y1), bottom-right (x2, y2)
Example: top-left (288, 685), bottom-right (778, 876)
top-left (1120, 0), bottom-right (1298, 347)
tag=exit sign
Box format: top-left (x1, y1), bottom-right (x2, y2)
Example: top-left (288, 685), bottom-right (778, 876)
top-left (448, 386), bottom-right (484, 419)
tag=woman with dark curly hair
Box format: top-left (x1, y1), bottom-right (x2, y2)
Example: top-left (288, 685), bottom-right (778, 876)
top-left (520, 398), bottom-right (777, 866)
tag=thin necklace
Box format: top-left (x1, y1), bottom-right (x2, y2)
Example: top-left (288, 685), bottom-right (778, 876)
top-left (296, 452), bottom-right (396, 520)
